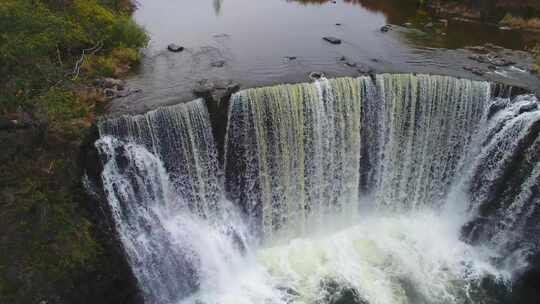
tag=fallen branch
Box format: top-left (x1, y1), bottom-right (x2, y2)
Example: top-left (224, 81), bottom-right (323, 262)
top-left (71, 41), bottom-right (103, 80)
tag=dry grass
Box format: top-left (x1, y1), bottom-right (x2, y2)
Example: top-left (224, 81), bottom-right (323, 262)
top-left (500, 14), bottom-right (540, 30)
top-left (532, 44), bottom-right (540, 74)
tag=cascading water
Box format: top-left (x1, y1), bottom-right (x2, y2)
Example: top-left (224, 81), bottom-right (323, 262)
top-left (93, 74), bottom-right (540, 304)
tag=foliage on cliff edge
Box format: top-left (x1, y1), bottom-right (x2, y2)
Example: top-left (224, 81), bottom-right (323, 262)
top-left (0, 0), bottom-right (147, 303)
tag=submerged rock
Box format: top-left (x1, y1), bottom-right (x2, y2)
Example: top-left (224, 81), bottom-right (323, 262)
top-left (167, 43), bottom-right (184, 52)
top-left (323, 36), bottom-right (342, 44)
top-left (210, 60), bottom-right (226, 68)
top-left (357, 65), bottom-right (373, 74)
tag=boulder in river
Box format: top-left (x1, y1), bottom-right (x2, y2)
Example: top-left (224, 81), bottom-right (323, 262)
top-left (380, 25), bottom-right (392, 32)
top-left (309, 71), bottom-right (325, 80)
top-left (323, 36), bottom-right (342, 44)
top-left (167, 43), bottom-right (184, 52)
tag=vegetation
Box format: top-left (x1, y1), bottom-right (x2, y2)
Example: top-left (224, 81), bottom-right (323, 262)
top-left (532, 44), bottom-right (540, 74)
top-left (0, 0), bottom-right (147, 302)
top-left (500, 14), bottom-right (540, 30)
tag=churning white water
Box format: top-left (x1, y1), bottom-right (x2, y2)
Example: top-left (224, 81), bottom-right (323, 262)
top-left (94, 74), bottom-right (540, 304)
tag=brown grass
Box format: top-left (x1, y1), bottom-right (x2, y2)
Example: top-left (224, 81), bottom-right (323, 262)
top-left (500, 14), bottom-right (540, 30)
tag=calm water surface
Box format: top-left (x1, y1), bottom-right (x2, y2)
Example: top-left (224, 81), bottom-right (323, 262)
top-left (110, 0), bottom-right (540, 113)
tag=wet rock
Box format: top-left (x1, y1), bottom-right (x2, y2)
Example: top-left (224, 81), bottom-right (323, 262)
top-left (309, 71), bottom-right (325, 80)
top-left (380, 25), bottom-right (392, 32)
top-left (193, 79), bottom-right (240, 108)
top-left (491, 57), bottom-right (514, 67)
top-left (357, 65), bottom-right (373, 74)
top-left (345, 61), bottom-right (357, 68)
top-left (320, 279), bottom-right (369, 304)
top-left (211, 60), bottom-right (226, 68)
top-left (487, 99), bottom-right (508, 120)
top-left (167, 43), bottom-right (184, 52)
top-left (103, 88), bottom-right (141, 99)
top-left (463, 66), bottom-right (485, 76)
top-left (468, 55), bottom-right (490, 64)
top-left (465, 45), bottom-right (489, 54)
top-left (519, 103), bottom-right (538, 114)
top-left (484, 43), bottom-right (504, 52)
top-left (323, 36), bottom-right (342, 44)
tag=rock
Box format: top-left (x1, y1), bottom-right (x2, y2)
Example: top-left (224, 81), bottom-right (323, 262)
top-left (519, 103), bottom-right (538, 114)
top-left (487, 99), bottom-right (508, 119)
top-left (439, 19), bottom-right (448, 28)
top-left (371, 58), bottom-right (379, 62)
top-left (335, 23), bottom-right (342, 26)
top-left (167, 43), bottom-right (184, 52)
top-left (0, 118), bottom-right (17, 130)
top-left (357, 65), bottom-right (373, 74)
top-left (309, 71), bottom-right (325, 80)
top-left (380, 25), bottom-right (392, 32)
top-left (463, 66), bottom-right (485, 76)
top-left (488, 65), bottom-right (497, 71)
top-left (491, 57), bottom-right (514, 67)
top-left (465, 46), bottom-right (489, 54)
top-left (193, 79), bottom-right (240, 109)
top-left (345, 61), bottom-right (357, 67)
top-left (468, 55), bottom-right (490, 64)
top-left (284, 56), bottom-right (297, 60)
top-left (425, 22), bottom-right (434, 28)
top-left (323, 36), bottom-right (342, 44)
top-left (338, 56), bottom-right (347, 61)
top-left (403, 22), bottom-right (413, 27)
top-left (95, 77), bottom-right (125, 90)
top-left (210, 60), bottom-right (226, 68)
top-left (484, 43), bottom-right (504, 52)
top-left (320, 279), bottom-right (369, 304)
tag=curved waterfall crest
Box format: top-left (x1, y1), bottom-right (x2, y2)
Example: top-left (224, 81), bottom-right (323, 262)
top-left (94, 74), bottom-right (540, 304)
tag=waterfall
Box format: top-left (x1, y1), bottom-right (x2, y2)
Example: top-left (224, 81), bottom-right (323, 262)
top-left (95, 100), bottom-right (250, 304)
top-left (93, 74), bottom-right (540, 304)
top-left (225, 74), bottom-right (491, 241)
